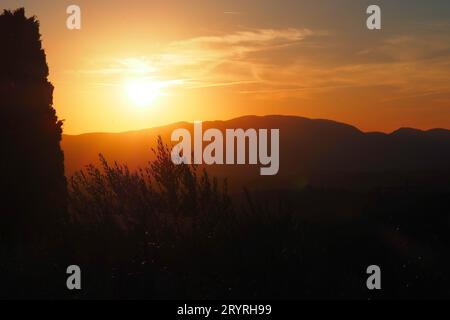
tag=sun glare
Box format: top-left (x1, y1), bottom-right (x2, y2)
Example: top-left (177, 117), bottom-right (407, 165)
top-left (125, 80), bottom-right (163, 107)
top-left (120, 58), bottom-right (184, 108)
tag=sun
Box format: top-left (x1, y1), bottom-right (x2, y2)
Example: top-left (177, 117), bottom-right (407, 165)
top-left (124, 79), bottom-right (163, 107)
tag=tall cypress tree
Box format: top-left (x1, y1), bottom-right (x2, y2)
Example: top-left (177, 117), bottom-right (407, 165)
top-left (0, 8), bottom-right (67, 296)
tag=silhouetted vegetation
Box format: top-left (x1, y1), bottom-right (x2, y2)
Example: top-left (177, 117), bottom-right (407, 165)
top-left (65, 137), bottom-right (450, 299)
top-left (1, 8), bottom-right (450, 300)
top-left (0, 8), bottom-right (67, 298)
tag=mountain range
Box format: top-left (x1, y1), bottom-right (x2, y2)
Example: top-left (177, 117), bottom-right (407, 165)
top-left (62, 115), bottom-right (450, 191)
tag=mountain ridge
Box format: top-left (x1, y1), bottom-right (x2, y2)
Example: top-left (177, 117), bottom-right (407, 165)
top-left (62, 115), bottom-right (450, 191)
top-left (63, 115), bottom-right (450, 137)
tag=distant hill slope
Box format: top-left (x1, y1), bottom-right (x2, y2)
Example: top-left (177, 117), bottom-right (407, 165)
top-left (62, 115), bottom-right (450, 190)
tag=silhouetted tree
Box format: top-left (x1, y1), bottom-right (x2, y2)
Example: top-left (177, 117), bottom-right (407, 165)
top-left (0, 8), bottom-right (67, 296)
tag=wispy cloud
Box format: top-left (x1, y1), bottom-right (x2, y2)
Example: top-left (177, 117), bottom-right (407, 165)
top-left (152, 28), bottom-right (314, 88)
top-left (178, 28), bottom-right (312, 45)
top-left (223, 11), bottom-right (242, 15)
top-left (68, 57), bottom-right (157, 76)
top-left (68, 26), bottom-right (450, 106)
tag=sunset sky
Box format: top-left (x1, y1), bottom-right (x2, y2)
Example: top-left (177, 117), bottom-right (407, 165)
top-left (3, 0), bottom-right (450, 134)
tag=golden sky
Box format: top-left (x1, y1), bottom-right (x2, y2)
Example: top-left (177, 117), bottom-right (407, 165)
top-left (3, 0), bottom-right (450, 134)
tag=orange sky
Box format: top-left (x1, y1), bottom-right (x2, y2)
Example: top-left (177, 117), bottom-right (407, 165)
top-left (3, 0), bottom-right (450, 134)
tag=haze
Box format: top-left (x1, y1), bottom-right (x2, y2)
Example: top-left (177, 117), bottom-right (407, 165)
top-left (3, 0), bottom-right (450, 134)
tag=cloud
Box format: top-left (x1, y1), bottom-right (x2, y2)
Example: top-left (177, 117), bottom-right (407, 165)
top-left (150, 28), bottom-right (314, 88)
top-left (68, 57), bottom-right (157, 76)
top-left (178, 28), bottom-right (312, 46)
top-left (69, 28), bottom-right (314, 90)
top-left (68, 26), bottom-right (450, 107)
